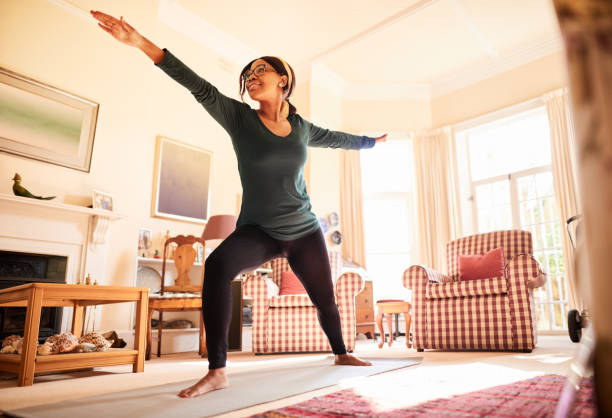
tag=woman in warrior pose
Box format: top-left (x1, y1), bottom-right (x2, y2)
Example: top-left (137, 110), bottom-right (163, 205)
top-left (91, 10), bottom-right (387, 398)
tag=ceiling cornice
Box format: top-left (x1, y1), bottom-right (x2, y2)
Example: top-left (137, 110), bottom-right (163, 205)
top-left (46, 0), bottom-right (93, 21)
top-left (157, 0), bottom-right (259, 70)
top-left (429, 34), bottom-right (563, 98)
top-left (302, 0), bottom-right (441, 66)
top-left (449, 0), bottom-right (498, 59)
top-left (341, 34), bottom-right (562, 101)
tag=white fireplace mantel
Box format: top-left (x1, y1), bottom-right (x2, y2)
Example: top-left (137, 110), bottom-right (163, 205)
top-left (0, 193), bottom-right (124, 224)
top-left (0, 193), bottom-right (126, 332)
top-left (1, 193), bottom-right (124, 245)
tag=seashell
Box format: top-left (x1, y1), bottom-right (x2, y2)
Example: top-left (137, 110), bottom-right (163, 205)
top-left (78, 333), bottom-right (111, 351)
top-left (0, 345), bottom-right (16, 354)
top-left (37, 342), bottom-right (54, 356)
top-left (2, 334), bottom-right (21, 348)
top-left (45, 333), bottom-right (79, 353)
top-left (73, 342), bottom-right (97, 353)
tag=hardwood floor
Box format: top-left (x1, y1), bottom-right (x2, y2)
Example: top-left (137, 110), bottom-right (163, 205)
top-left (0, 333), bottom-right (576, 417)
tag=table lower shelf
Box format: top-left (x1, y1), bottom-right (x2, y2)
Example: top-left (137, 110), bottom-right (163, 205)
top-left (0, 348), bottom-right (139, 374)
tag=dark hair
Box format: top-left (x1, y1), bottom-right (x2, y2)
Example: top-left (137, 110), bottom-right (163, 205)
top-left (239, 56), bottom-right (297, 115)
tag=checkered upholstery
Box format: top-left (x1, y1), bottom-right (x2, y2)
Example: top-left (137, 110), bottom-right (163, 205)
top-left (447, 230), bottom-right (533, 282)
top-left (403, 230), bottom-right (546, 352)
top-left (243, 251), bottom-right (364, 353)
top-left (269, 250), bottom-right (343, 287)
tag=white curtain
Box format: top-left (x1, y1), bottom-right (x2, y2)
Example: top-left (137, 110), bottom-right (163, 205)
top-left (544, 88), bottom-right (581, 310)
top-left (412, 127), bottom-right (462, 273)
top-left (339, 150), bottom-right (367, 268)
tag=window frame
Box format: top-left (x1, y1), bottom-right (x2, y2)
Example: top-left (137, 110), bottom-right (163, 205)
top-left (470, 165), bottom-right (552, 233)
top-left (455, 101), bottom-right (568, 332)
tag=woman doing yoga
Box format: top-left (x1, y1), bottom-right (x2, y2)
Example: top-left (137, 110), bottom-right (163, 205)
top-left (91, 10), bottom-right (387, 398)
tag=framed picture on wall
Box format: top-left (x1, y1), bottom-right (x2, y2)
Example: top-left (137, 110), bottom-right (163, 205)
top-left (0, 67), bottom-right (98, 172)
top-left (152, 135), bottom-right (212, 224)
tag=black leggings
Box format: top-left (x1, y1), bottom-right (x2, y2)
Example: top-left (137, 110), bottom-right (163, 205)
top-left (202, 224), bottom-right (347, 369)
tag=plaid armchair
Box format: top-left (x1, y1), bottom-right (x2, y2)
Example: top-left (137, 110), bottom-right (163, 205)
top-left (243, 251), bottom-right (364, 354)
top-left (403, 230), bottom-right (546, 352)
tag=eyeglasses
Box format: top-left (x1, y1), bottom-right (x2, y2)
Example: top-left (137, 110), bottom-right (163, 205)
top-left (242, 64), bottom-right (276, 82)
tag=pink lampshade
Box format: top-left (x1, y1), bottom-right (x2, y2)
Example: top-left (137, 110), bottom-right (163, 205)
top-left (202, 215), bottom-right (237, 241)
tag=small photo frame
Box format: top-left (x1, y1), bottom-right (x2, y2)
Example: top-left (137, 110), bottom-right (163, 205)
top-left (92, 190), bottom-right (113, 211)
top-left (138, 228), bottom-right (152, 251)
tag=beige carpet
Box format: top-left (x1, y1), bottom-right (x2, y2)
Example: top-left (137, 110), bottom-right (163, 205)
top-left (3, 357), bottom-right (420, 418)
top-left (0, 334), bottom-right (576, 417)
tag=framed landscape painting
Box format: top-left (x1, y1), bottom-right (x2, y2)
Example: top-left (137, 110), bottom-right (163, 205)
top-left (152, 135), bottom-right (212, 224)
top-left (0, 67), bottom-right (98, 172)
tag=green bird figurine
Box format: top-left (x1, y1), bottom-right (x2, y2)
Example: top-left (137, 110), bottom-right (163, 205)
top-left (12, 173), bottom-right (55, 200)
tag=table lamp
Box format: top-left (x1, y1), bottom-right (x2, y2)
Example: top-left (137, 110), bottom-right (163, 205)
top-left (202, 214), bottom-right (237, 243)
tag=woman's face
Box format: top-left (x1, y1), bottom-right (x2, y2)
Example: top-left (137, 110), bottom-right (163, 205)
top-left (245, 59), bottom-right (287, 102)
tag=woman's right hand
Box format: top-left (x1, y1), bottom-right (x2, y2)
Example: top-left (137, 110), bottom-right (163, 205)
top-left (90, 10), bottom-right (142, 48)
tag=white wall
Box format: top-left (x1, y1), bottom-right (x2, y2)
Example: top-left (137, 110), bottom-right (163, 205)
top-left (431, 51), bottom-right (567, 127)
top-left (0, 0), bottom-right (243, 330)
top-left (343, 99), bottom-right (433, 132)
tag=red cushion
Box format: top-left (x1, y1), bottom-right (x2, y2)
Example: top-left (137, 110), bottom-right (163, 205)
top-left (279, 271), bottom-right (308, 295)
top-left (459, 247), bottom-right (505, 281)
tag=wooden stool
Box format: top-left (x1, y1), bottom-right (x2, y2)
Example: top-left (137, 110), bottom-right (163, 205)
top-left (376, 299), bottom-right (411, 348)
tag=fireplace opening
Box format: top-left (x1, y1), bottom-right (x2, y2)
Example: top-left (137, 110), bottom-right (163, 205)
top-left (0, 251), bottom-right (67, 343)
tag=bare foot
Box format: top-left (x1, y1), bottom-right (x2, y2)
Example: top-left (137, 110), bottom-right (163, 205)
top-left (178, 368), bottom-right (229, 398)
top-left (334, 353), bottom-right (372, 366)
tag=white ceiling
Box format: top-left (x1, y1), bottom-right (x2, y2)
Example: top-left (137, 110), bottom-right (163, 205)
top-left (172, 0), bottom-right (562, 100)
top-left (72, 0), bottom-right (562, 100)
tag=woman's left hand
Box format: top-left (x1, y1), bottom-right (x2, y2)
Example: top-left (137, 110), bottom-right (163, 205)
top-left (375, 134), bottom-right (388, 144)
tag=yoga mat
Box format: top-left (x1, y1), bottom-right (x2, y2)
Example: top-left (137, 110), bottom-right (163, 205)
top-left (4, 356), bottom-right (421, 418)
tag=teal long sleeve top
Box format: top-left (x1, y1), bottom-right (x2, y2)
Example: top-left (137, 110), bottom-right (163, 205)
top-left (156, 49), bottom-right (376, 240)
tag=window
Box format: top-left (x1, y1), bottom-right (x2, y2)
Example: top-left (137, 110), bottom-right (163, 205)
top-left (456, 105), bottom-right (568, 331)
top-left (361, 138), bottom-right (416, 303)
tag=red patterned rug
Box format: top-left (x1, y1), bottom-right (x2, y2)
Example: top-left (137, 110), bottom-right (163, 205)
top-left (252, 374), bottom-right (595, 417)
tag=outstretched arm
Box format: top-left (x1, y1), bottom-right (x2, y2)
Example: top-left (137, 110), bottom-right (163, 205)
top-left (91, 10), bottom-right (164, 63)
top-left (375, 134), bottom-right (388, 144)
top-left (90, 10), bottom-right (246, 134)
top-left (306, 118), bottom-right (387, 149)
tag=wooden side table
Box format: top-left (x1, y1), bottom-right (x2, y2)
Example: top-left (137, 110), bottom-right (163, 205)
top-left (0, 283), bottom-right (149, 386)
top-left (376, 299), bottom-right (411, 349)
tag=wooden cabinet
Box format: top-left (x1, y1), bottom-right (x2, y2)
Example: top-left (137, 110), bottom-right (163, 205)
top-left (228, 279), bottom-right (243, 351)
top-left (355, 280), bottom-right (375, 339)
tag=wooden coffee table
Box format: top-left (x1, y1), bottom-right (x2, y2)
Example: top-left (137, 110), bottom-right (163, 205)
top-left (0, 283), bottom-right (149, 386)
top-left (376, 299), bottom-right (411, 349)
